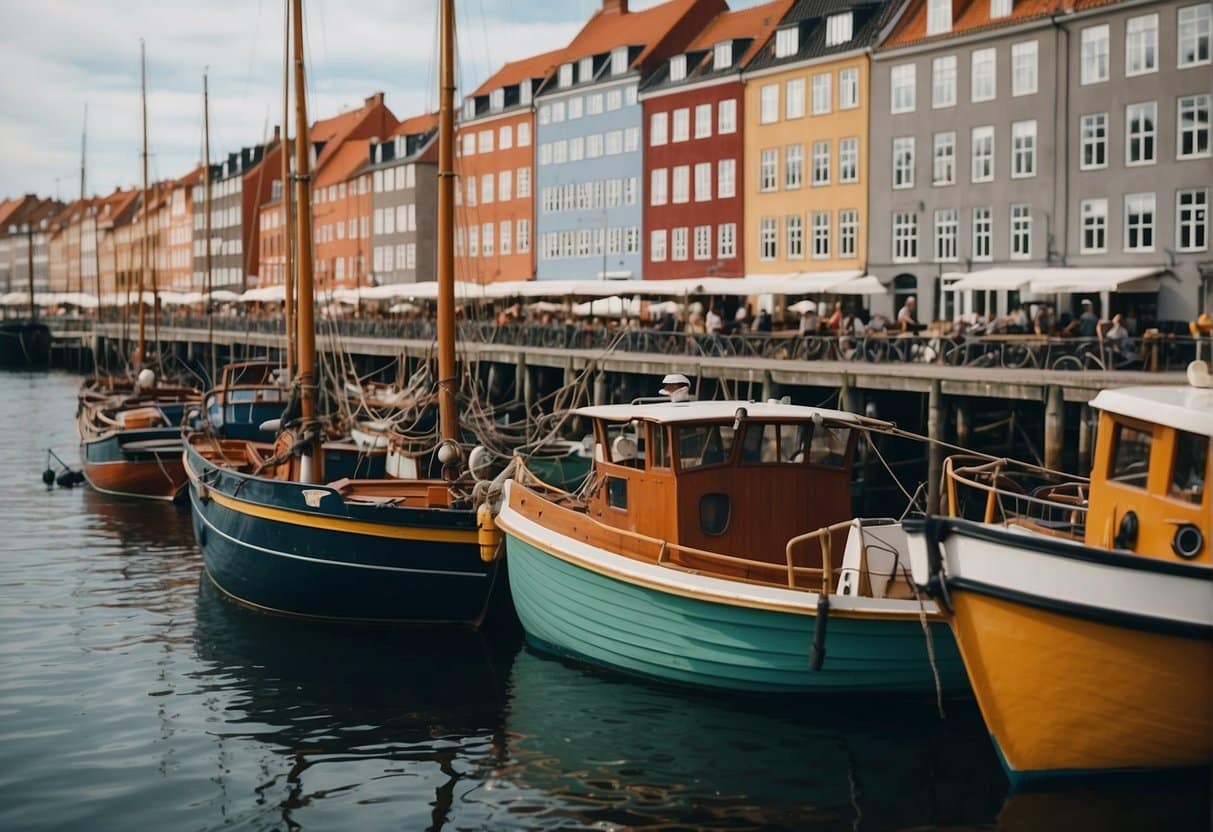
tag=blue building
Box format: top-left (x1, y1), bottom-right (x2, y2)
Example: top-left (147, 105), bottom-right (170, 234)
top-left (534, 0), bottom-right (726, 281)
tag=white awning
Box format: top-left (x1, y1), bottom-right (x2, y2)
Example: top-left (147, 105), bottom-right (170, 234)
top-left (944, 266), bottom-right (1165, 293)
top-left (831, 275), bottom-right (887, 296)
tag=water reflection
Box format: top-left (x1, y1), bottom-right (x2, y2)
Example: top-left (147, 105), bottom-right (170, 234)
top-left (996, 772), bottom-right (1211, 832)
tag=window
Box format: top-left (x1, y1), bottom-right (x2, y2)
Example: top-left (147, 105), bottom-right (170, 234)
top-left (760, 217), bottom-right (777, 260)
top-left (650, 112), bottom-right (668, 146)
top-left (1081, 25), bottom-right (1110, 84)
top-left (695, 103), bottom-right (712, 139)
top-left (1081, 113), bottom-right (1108, 169)
top-left (672, 108), bottom-right (690, 142)
top-left (934, 208), bottom-right (958, 261)
top-left (586, 134), bottom-right (602, 158)
top-left (625, 177), bottom-right (638, 205)
top-left (612, 45), bottom-right (630, 75)
top-left (518, 123), bottom-right (531, 147)
top-left (672, 166), bottom-right (690, 203)
top-left (500, 221), bottom-right (512, 256)
top-left (973, 206), bottom-right (992, 260)
top-left (718, 159), bottom-right (736, 198)
top-left (500, 125), bottom-right (513, 149)
top-left (499, 170), bottom-right (512, 202)
top-left (558, 63), bottom-right (573, 87)
top-left (891, 64), bottom-right (915, 113)
top-left (1081, 198), bottom-right (1107, 253)
top-left (839, 210), bottom-right (857, 258)
top-left (786, 214), bottom-right (804, 259)
top-left (812, 141), bottom-right (830, 185)
top-left (482, 222), bottom-right (494, 257)
top-left (607, 90), bottom-right (622, 112)
top-left (694, 225), bottom-right (712, 260)
top-left (812, 73), bottom-right (831, 114)
top-left (785, 144), bottom-right (804, 189)
top-left (695, 162), bottom-right (711, 202)
top-left (933, 132), bottom-right (956, 185)
top-left (669, 54), bottom-right (687, 82)
top-left (1178, 188), bottom-right (1209, 251)
top-left (928, 0), bottom-right (952, 36)
top-left (481, 175), bottom-right (494, 204)
top-left (719, 99), bottom-right (737, 133)
top-left (714, 41), bottom-right (733, 70)
top-left (1011, 204), bottom-right (1031, 258)
top-left (672, 227), bottom-right (688, 261)
top-left (568, 97), bottom-right (583, 119)
top-left (553, 139), bottom-right (568, 164)
top-left (839, 67), bottom-right (859, 109)
top-left (760, 149), bottom-right (777, 191)
top-left (1171, 431), bottom-right (1208, 503)
top-left (776, 26), bottom-right (798, 58)
top-left (1179, 4), bottom-right (1211, 67)
top-left (625, 126), bottom-right (640, 152)
top-left (893, 137), bottom-right (915, 188)
top-left (605, 130), bottom-right (623, 155)
top-left (1126, 14), bottom-right (1158, 75)
top-left (812, 212), bottom-right (830, 259)
top-left (569, 136), bottom-right (584, 162)
top-left (1125, 193), bottom-right (1156, 251)
top-left (839, 138), bottom-right (859, 183)
top-left (971, 48), bottom-right (995, 102)
top-left (827, 13), bottom-right (853, 46)
top-left (517, 167), bottom-right (531, 198)
top-left (786, 78), bottom-right (805, 119)
top-left (1110, 424), bottom-right (1152, 486)
top-left (932, 56), bottom-right (957, 108)
top-left (468, 224), bottom-right (479, 257)
top-left (1011, 120), bottom-right (1036, 178)
top-left (517, 220), bottom-right (530, 254)
top-left (1178, 94), bottom-right (1210, 158)
top-left (587, 94), bottom-right (603, 115)
top-left (462, 133), bottom-right (476, 155)
top-left (893, 212), bottom-right (918, 262)
top-left (1127, 102), bottom-right (1157, 165)
top-left (991, 0), bottom-right (1011, 18)
top-left (650, 168), bottom-right (668, 206)
top-left (971, 126), bottom-right (994, 182)
top-left (760, 84), bottom-right (778, 123)
top-left (1011, 41), bottom-right (1037, 96)
top-left (718, 222), bottom-right (737, 258)
top-left (651, 229), bottom-right (667, 262)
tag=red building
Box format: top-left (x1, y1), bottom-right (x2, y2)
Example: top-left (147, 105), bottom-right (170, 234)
top-left (639, 0), bottom-right (791, 280)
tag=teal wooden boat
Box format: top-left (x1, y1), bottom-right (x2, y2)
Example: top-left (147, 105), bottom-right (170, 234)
top-left (496, 398), bottom-right (967, 694)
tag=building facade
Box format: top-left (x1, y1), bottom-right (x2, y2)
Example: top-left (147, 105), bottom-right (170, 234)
top-left (641, 1), bottom-right (792, 281)
top-left (0, 196), bottom-right (61, 297)
top-left (369, 114), bottom-right (438, 285)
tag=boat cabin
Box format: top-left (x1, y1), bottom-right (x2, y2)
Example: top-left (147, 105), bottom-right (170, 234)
top-left (579, 400), bottom-right (861, 568)
top-left (204, 361), bottom-right (287, 440)
top-left (1085, 384), bottom-right (1211, 564)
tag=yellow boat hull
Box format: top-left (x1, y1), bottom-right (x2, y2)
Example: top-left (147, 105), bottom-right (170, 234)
top-left (950, 590), bottom-right (1213, 778)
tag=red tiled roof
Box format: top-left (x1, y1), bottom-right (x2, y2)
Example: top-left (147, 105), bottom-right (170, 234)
top-left (564, 0), bottom-right (702, 69)
top-left (884, 0), bottom-right (1062, 49)
top-left (393, 112), bottom-right (439, 137)
top-left (315, 139), bottom-right (371, 188)
top-left (472, 47), bottom-right (567, 97)
top-left (688, 0), bottom-right (796, 67)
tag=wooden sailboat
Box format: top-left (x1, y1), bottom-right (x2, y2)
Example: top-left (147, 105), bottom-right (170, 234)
top-left (183, 0), bottom-right (506, 625)
top-left (904, 363), bottom-right (1213, 782)
top-left (496, 391), bottom-right (967, 693)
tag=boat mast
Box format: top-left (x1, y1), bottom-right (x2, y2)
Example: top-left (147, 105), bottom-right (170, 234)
top-left (203, 72), bottom-right (215, 386)
top-left (436, 0), bottom-right (458, 445)
top-left (136, 39), bottom-right (149, 370)
top-left (291, 0), bottom-right (320, 481)
top-left (282, 0), bottom-right (295, 380)
top-left (78, 104), bottom-right (87, 297)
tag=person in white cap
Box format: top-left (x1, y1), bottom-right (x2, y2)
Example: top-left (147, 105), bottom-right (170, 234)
top-left (659, 373), bottom-right (692, 402)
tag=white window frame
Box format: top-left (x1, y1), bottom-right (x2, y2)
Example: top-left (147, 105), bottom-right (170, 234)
top-left (1126, 13), bottom-right (1159, 76)
top-left (826, 13), bottom-right (853, 47)
top-left (838, 209), bottom-right (857, 258)
top-left (650, 112), bottom-right (668, 146)
top-left (651, 229), bottom-right (667, 262)
top-left (1011, 40), bottom-right (1038, 96)
top-left (971, 48), bottom-right (996, 102)
top-left (1081, 25), bottom-right (1110, 84)
top-left (695, 103), bottom-right (712, 139)
top-left (760, 217), bottom-right (777, 260)
top-left (672, 108), bottom-right (690, 143)
top-left (718, 99), bottom-right (737, 134)
top-left (760, 149), bottom-right (777, 192)
top-left (812, 73), bottom-right (831, 115)
top-left (1080, 198), bottom-right (1108, 253)
top-left (1178, 94), bottom-right (1211, 159)
top-left (927, 0), bottom-right (952, 36)
top-left (694, 225), bottom-right (712, 261)
top-left (891, 64), bottom-right (916, 113)
top-left (786, 214), bottom-right (804, 260)
top-left (1010, 203), bottom-right (1032, 259)
top-left (1178, 4), bottom-right (1211, 68)
top-left (893, 212), bottom-right (918, 262)
top-left (934, 208), bottom-right (958, 262)
top-left (812, 140), bottom-right (830, 186)
top-left (718, 223), bottom-right (736, 259)
top-left (785, 144), bottom-right (804, 190)
top-left (971, 126), bottom-right (994, 183)
top-left (1177, 188), bottom-right (1209, 251)
top-left (694, 162), bottom-right (712, 202)
top-left (760, 84), bottom-right (779, 124)
top-left (1011, 120), bottom-right (1036, 179)
top-left (1126, 101), bottom-right (1157, 166)
top-left (1080, 113), bottom-right (1108, 170)
top-left (932, 55), bottom-right (957, 108)
top-left (786, 78), bottom-right (805, 120)
top-left (839, 137), bottom-right (859, 183)
top-left (811, 211), bottom-right (830, 260)
top-left (972, 206), bottom-right (992, 261)
top-left (839, 67), bottom-right (859, 109)
top-left (776, 27), bottom-right (798, 59)
top-left (933, 131), bottom-right (956, 186)
top-left (718, 159), bottom-right (736, 198)
top-left (1124, 192), bottom-right (1156, 252)
top-left (893, 136), bottom-right (915, 189)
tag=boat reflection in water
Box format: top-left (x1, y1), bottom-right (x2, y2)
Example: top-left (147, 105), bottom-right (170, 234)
top-left (994, 772), bottom-right (1211, 832)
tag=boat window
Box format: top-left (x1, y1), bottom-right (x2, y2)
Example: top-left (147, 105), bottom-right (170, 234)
top-left (606, 476), bottom-right (628, 509)
top-left (1109, 423), bottom-right (1152, 488)
top-left (605, 424), bottom-right (643, 469)
top-left (649, 424), bottom-right (671, 470)
top-left (678, 424), bottom-right (735, 471)
top-left (810, 424), bottom-right (852, 468)
top-left (699, 493), bottom-right (731, 535)
top-left (739, 422), bottom-right (808, 464)
top-left (1170, 431), bottom-right (1207, 504)
top-left (229, 390), bottom-right (257, 403)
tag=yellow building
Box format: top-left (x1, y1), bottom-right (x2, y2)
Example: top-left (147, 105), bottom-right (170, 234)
top-left (742, 2), bottom-right (896, 280)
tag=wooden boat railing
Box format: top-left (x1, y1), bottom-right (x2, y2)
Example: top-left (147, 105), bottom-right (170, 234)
top-left (944, 456), bottom-right (1089, 540)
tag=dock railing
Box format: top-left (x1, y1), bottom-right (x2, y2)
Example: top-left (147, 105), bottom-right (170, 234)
top-left (944, 455), bottom-right (1089, 540)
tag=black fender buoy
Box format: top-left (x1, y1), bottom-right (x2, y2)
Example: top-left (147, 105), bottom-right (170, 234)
top-left (810, 594), bottom-right (830, 671)
top-left (42, 468), bottom-right (55, 486)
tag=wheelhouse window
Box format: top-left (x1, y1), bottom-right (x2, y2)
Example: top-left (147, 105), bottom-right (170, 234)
top-left (649, 424), bottom-right (671, 470)
top-left (1109, 423), bottom-right (1152, 488)
top-left (738, 422), bottom-right (808, 464)
top-left (677, 424), bottom-right (735, 471)
top-left (1171, 431), bottom-right (1208, 503)
top-left (810, 425), bottom-right (852, 468)
top-left (699, 493), bottom-right (731, 536)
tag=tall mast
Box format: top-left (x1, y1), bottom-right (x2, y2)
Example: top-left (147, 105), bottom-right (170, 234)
top-left (291, 0), bottom-right (320, 481)
top-left (282, 0), bottom-right (295, 379)
top-left (78, 104), bottom-right (87, 297)
top-left (436, 0), bottom-right (458, 445)
top-left (203, 72), bottom-right (215, 386)
top-left (136, 39), bottom-right (149, 370)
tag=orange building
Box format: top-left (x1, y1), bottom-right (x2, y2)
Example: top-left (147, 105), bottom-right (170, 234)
top-left (165, 167), bottom-right (202, 291)
top-left (455, 48), bottom-right (564, 284)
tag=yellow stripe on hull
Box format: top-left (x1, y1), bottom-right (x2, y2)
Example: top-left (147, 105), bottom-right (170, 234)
top-left (950, 591), bottom-right (1212, 775)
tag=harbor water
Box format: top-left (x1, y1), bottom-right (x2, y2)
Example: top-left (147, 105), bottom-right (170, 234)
top-left (0, 371), bottom-right (1208, 831)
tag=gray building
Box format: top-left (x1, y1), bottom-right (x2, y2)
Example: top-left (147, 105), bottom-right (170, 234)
top-left (368, 117), bottom-right (438, 284)
top-left (869, 0), bottom-right (1210, 324)
top-left (192, 143), bottom-right (269, 290)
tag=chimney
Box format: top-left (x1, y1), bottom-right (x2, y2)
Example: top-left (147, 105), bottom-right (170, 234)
top-left (365, 91), bottom-right (385, 109)
top-left (273, 125), bottom-right (281, 142)
top-left (603, 0), bottom-right (628, 13)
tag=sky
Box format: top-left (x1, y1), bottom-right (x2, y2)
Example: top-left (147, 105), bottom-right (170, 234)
top-left (0, 0), bottom-right (765, 202)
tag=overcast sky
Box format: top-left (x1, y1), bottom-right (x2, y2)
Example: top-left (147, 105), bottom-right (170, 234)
top-left (0, 0), bottom-right (766, 202)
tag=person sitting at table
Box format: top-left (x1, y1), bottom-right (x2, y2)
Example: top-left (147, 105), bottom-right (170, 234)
top-left (1076, 299), bottom-right (1100, 337)
top-left (799, 306), bottom-right (820, 335)
top-left (866, 312), bottom-right (891, 333)
top-left (754, 308), bottom-right (772, 333)
top-left (1006, 304), bottom-right (1029, 333)
top-left (1105, 314), bottom-right (1142, 365)
top-left (1033, 304), bottom-right (1055, 335)
top-left (896, 296), bottom-right (920, 332)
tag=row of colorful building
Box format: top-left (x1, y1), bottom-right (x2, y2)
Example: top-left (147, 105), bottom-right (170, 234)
top-left (2, 0), bottom-right (1210, 321)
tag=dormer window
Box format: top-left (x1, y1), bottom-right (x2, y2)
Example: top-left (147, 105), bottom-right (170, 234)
top-left (928, 0), bottom-right (952, 36)
top-left (669, 54), bottom-right (687, 82)
top-left (990, 0), bottom-right (1012, 18)
top-left (490, 88), bottom-right (504, 111)
top-left (579, 56), bottom-right (594, 82)
top-left (611, 46), bottom-right (629, 75)
top-left (520, 81), bottom-right (532, 105)
top-left (559, 62), bottom-right (574, 87)
top-left (826, 13), bottom-right (853, 46)
top-left (463, 98), bottom-right (476, 120)
top-left (775, 26), bottom-right (798, 58)
top-left (714, 41), bottom-right (733, 69)
top-left (395, 136), bottom-right (407, 158)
